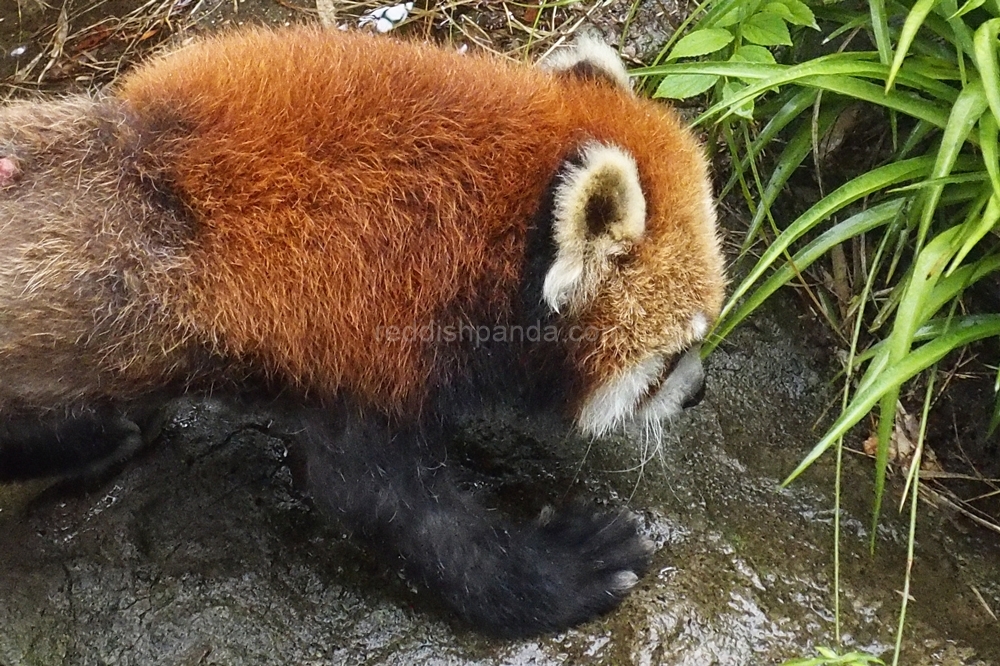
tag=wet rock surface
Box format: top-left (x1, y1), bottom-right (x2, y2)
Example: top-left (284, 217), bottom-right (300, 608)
top-left (1, 296), bottom-right (998, 665)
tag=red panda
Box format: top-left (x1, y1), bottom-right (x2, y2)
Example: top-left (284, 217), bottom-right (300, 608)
top-left (0, 27), bottom-right (725, 637)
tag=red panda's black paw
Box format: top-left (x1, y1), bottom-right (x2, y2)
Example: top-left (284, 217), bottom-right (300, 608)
top-left (451, 505), bottom-right (653, 638)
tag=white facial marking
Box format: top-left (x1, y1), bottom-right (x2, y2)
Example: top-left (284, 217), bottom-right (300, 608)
top-left (577, 348), bottom-right (706, 437)
top-left (690, 312), bottom-right (709, 340)
top-left (577, 355), bottom-right (664, 437)
top-left (542, 256), bottom-right (584, 314)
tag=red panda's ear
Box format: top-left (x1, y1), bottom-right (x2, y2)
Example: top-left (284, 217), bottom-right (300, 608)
top-left (543, 143), bottom-right (646, 314)
top-left (540, 34), bottom-right (632, 94)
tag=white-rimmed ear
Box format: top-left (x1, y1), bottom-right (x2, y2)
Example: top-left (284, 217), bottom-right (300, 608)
top-left (543, 143), bottom-right (646, 313)
top-left (540, 33), bottom-right (632, 94)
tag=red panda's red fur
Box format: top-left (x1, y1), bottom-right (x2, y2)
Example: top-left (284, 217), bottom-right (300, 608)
top-left (112, 27), bottom-right (722, 415)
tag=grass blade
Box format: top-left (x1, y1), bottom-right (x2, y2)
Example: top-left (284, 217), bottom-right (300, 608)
top-left (885, 0), bottom-right (936, 91)
top-left (717, 157), bottom-right (935, 325)
top-left (870, 0), bottom-right (893, 66)
top-left (915, 80), bottom-right (988, 248)
top-left (982, 113), bottom-right (1000, 200)
top-left (973, 19), bottom-right (1000, 123)
top-left (707, 200), bottom-right (904, 353)
top-left (720, 89), bottom-right (818, 201)
top-left (782, 315), bottom-right (1000, 485)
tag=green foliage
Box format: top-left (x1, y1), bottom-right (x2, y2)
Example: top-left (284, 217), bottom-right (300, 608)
top-left (642, 0), bottom-right (1000, 520)
top-left (640, 1), bottom-right (1000, 660)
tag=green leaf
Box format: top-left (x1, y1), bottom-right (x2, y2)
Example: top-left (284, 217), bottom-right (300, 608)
top-left (743, 11), bottom-right (793, 46)
top-left (973, 19), bottom-right (1000, 125)
top-left (783, 314), bottom-right (1000, 486)
top-left (949, 194), bottom-right (1000, 275)
top-left (635, 53), bottom-right (959, 128)
top-left (763, 2), bottom-right (797, 24)
top-left (870, 0), bottom-right (893, 66)
top-left (722, 81), bottom-right (755, 119)
top-left (686, 67), bottom-right (954, 134)
top-left (730, 44), bottom-right (777, 64)
top-left (738, 102), bottom-right (846, 252)
top-left (951, 0), bottom-right (986, 19)
top-left (886, 0), bottom-right (936, 91)
top-left (714, 156), bottom-right (936, 331)
top-left (915, 80), bottom-right (988, 248)
top-left (653, 73), bottom-right (719, 99)
top-left (708, 200), bottom-right (904, 353)
top-left (865, 225), bottom-right (967, 528)
top-left (765, 0), bottom-right (816, 28)
top-left (713, 4), bottom-right (750, 28)
top-left (721, 88), bottom-right (816, 202)
top-left (854, 256), bottom-right (1000, 366)
top-left (982, 113), bottom-right (1000, 201)
top-left (667, 28), bottom-right (735, 60)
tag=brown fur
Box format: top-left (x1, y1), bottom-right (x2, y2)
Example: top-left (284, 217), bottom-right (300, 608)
top-left (122, 27), bottom-right (722, 413)
top-left (0, 97), bottom-right (205, 412)
top-left (0, 26), bottom-right (723, 417)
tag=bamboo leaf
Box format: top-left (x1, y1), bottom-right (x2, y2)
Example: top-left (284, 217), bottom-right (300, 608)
top-left (949, 195), bottom-right (1000, 274)
top-left (854, 254), bottom-right (1000, 366)
top-left (637, 56), bottom-right (960, 128)
top-left (638, 54), bottom-right (960, 105)
top-left (739, 103), bottom-right (844, 253)
top-left (916, 80), bottom-right (988, 248)
top-left (798, 75), bottom-right (953, 133)
top-left (720, 88), bottom-right (817, 201)
top-left (707, 201), bottom-right (904, 353)
top-left (870, 0), bottom-right (893, 66)
top-left (952, 0), bottom-right (986, 18)
top-left (982, 113), bottom-right (1000, 200)
top-left (722, 80), bottom-right (755, 119)
top-left (973, 19), bottom-right (1000, 124)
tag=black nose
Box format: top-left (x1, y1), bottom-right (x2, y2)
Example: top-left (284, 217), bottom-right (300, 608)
top-left (682, 381), bottom-right (706, 409)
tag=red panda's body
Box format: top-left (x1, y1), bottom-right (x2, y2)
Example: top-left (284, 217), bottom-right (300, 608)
top-left (0, 27), bottom-right (724, 637)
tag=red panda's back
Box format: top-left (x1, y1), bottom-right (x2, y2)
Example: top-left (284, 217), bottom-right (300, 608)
top-left (118, 28), bottom-right (576, 410)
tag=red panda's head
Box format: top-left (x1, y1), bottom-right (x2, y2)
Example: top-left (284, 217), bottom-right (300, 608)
top-left (539, 37), bottom-right (726, 437)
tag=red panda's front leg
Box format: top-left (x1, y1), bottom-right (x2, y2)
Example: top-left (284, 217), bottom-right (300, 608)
top-left (298, 405), bottom-right (653, 637)
top-left (0, 405), bottom-right (145, 482)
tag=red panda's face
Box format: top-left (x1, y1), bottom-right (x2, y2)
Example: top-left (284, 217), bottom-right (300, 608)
top-left (543, 138), bottom-right (724, 437)
top-left (539, 44), bottom-right (726, 436)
